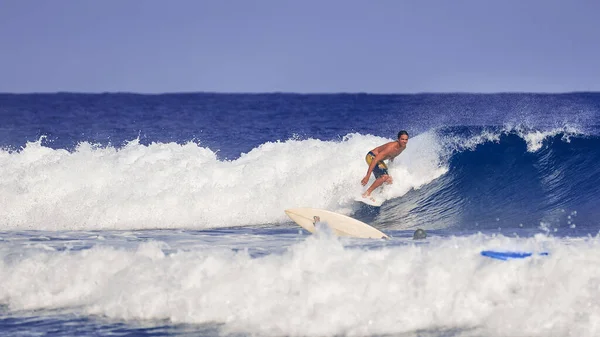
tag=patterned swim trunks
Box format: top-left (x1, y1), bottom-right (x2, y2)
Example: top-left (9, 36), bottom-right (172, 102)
top-left (365, 151), bottom-right (389, 178)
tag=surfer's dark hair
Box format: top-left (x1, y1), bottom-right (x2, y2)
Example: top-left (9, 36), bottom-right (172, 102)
top-left (397, 130), bottom-right (409, 138)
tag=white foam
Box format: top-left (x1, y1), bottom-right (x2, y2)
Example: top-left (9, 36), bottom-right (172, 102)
top-left (0, 133), bottom-right (447, 230)
top-left (1, 234), bottom-right (599, 336)
top-left (511, 124), bottom-right (582, 152)
top-left (442, 129), bottom-right (502, 153)
top-left (510, 126), bottom-right (579, 152)
top-left (440, 124), bottom-right (584, 155)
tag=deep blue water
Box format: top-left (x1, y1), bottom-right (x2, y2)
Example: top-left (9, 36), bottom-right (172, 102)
top-left (3, 92), bottom-right (599, 158)
top-left (1, 92), bottom-right (600, 336)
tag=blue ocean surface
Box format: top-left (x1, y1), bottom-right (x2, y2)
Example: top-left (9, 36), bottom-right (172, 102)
top-left (1, 92), bottom-right (600, 336)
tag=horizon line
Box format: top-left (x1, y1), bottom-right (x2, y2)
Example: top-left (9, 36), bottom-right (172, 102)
top-left (1, 90), bottom-right (599, 95)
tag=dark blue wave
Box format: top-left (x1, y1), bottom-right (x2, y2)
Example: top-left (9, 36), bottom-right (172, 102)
top-left (375, 131), bottom-right (600, 234)
top-left (2, 92), bottom-right (600, 159)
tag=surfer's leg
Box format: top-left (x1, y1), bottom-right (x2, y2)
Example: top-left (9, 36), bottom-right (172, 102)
top-left (362, 174), bottom-right (391, 197)
top-left (362, 162), bottom-right (391, 197)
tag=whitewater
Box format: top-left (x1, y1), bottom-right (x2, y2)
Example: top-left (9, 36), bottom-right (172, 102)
top-left (0, 132), bottom-right (447, 230)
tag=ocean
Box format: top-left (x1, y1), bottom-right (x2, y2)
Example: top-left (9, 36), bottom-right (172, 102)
top-left (1, 92), bottom-right (600, 336)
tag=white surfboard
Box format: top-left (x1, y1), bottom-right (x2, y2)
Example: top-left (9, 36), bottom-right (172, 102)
top-left (284, 208), bottom-right (389, 239)
top-left (355, 195), bottom-right (384, 207)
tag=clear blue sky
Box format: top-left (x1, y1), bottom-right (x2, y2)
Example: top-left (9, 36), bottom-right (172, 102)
top-left (1, 0), bottom-right (599, 93)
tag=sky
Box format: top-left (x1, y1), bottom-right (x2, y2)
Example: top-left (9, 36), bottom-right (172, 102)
top-left (0, 0), bottom-right (599, 93)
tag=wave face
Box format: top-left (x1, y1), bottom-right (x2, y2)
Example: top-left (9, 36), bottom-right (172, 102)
top-left (0, 93), bottom-right (599, 234)
top-left (375, 127), bottom-right (600, 233)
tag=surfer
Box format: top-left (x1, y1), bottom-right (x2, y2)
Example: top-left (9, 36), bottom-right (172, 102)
top-left (361, 131), bottom-right (409, 201)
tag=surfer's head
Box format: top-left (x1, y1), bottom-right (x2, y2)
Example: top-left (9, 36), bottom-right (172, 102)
top-left (397, 130), bottom-right (409, 147)
top-left (413, 228), bottom-right (427, 240)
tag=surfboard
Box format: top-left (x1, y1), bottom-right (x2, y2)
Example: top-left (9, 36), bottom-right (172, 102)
top-left (480, 250), bottom-right (549, 260)
top-left (284, 208), bottom-right (389, 239)
top-left (355, 195), bottom-right (384, 207)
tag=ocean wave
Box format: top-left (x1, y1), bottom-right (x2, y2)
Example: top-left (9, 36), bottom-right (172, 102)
top-left (377, 128), bottom-right (600, 233)
top-left (1, 127), bottom-right (598, 233)
top-left (0, 132), bottom-right (446, 230)
top-left (1, 233), bottom-right (600, 336)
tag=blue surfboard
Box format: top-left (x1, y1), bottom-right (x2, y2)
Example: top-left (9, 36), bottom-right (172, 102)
top-left (481, 250), bottom-right (549, 260)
